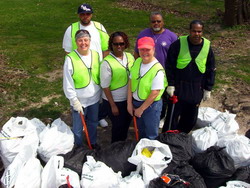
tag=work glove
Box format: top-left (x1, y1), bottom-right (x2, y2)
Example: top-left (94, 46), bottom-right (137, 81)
top-left (203, 90), bottom-right (211, 101)
top-left (72, 98), bottom-right (84, 114)
top-left (166, 86), bottom-right (175, 97)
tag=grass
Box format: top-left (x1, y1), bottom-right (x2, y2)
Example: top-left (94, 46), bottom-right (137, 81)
top-left (0, 0), bottom-right (249, 125)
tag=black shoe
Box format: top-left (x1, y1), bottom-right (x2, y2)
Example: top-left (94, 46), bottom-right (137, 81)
top-left (91, 143), bottom-right (101, 150)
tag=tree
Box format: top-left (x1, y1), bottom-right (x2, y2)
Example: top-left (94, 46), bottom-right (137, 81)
top-left (224, 0), bottom-right (250, 26)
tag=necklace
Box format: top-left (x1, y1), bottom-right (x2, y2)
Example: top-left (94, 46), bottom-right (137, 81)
top-left (152, 29), bottom-right (165, 43)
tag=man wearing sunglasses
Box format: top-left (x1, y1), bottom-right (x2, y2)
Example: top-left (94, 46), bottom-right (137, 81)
top-left (134, 11), bottom-right (177, 128)
top-left (63, 3), bottom-right (109, 60)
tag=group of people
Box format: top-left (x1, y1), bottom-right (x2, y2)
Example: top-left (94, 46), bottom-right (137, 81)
top-left (62, 3), bottom-right (216, 148)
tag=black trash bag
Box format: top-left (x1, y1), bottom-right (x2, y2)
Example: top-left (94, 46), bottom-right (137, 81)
top-left (60, 145), bottom-right (97, 176)
top-left (190, 146), bottom-right (236, 188)
top-left (156, 130), bottom-right (193, 162)
top-left (0, 157), bottom-right (4, 179)
top-left (231, 166), bottom-right (250, 183)
top-left (58, 184), bottom-right (74, 188)
top-left (245, 129), bottom-right (250, 139)
top-left (162, 161), bottom-right (206, 188)
top-left (149, 173), bottom-right (190, 188)
top-left (95, 140), bottom-right (137, 177)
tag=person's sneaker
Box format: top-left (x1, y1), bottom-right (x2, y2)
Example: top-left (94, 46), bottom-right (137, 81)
top-left (159, 119), bottom-right (165, 129)
top-left (99, 119), bottom-right (108, 128)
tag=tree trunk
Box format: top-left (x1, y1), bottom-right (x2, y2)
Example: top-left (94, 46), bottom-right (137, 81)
top-left (224, 0), bottom-right (250, 26)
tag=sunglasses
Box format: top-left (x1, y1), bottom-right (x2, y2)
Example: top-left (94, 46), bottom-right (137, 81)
top-left (151, 20), bottom-right (162, 23)
top-left (112, 42), bottom-right (125, 46)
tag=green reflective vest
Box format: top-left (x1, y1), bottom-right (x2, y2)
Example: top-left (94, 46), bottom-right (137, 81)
top-left (130, 58), bottom-right (167, 101)
top-left (177, 36), bottom-right (210, 73)
top-left (104, 52), bottom-right (134, 91)
top-left (67, 50), bottom-right (100, 89)
top-left (71, 21), bottom-right (109, 51)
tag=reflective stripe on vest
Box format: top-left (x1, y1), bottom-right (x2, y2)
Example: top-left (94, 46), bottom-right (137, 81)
top-left (67, 50), bottom-right (100, 89)
top-left (71, 21), bottom-right (109, 51)
top-left (104, 52), bottom-right (134, 91)
top-left (177, 36), bottom-right (210, 73)
top-left (130, 58), bottom-right (167, 101)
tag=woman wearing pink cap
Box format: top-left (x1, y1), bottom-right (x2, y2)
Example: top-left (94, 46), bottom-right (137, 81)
top-left (127, 37), bottom-right (168, 139)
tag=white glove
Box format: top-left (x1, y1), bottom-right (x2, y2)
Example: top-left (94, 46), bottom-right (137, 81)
top-left (166, 86), bottom-right (175, 97)
top-left (203, 90), bottom-right (211, 101)
top-left (72, 98), bottom-right (84, 114)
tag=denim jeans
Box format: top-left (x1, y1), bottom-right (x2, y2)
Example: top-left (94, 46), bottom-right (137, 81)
top-left (133, 99), bottom-right (162, 140)
top-left (72, 101), bottom-right (99, 146)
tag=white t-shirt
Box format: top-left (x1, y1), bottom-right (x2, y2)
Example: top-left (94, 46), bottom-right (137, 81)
top-left (131, 59), bottom-right (165, 101)
top-left (62, 21), bottom-right (105, 60)
top-left (100, 52), bottom-right (130, 102)
top-left (63, 50), bottom-right (101, 108)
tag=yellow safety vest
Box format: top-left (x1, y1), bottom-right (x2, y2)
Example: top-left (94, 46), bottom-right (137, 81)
top-left (177, 36), bottom-right (210, 73)
top-left (130, 58), bottom-right (167, 101)
top-left (103, 52), bottom-right (134, 91)
top-left (67, 50), bottom-right (100, 89)
top-left (71, 21), bottom-right (109, 51)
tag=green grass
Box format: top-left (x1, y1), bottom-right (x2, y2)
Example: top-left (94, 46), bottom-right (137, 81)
top-left (215, 55), bottom-right (250, 88)
top-left (0, 0), bottom-right (248, 125)
top-left (225, 56), bottom-right (250, 83)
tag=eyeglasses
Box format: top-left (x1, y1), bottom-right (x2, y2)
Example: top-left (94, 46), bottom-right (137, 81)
top-left (151, 20), bottom-right (162, 23)
top-left (112, 42), bottom-right (125, 46)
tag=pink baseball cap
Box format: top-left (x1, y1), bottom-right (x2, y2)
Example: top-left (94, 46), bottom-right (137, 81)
top-left (138, 37), bottom-right (155, 49)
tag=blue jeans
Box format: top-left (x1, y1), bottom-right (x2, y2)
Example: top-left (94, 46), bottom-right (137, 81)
top-left (133, 99), bottom-right (162, 140)
top-left (72, 101), bottom-right (99, 146)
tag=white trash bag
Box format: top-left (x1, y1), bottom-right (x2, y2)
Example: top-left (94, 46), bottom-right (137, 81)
top-left (0, 117), bottom-right (44, 168)
top-left (219, 180), bottom-right (250, 188)
top-left (38, 118), bottom-right (74, 162)
top-left (196, 107), bottom-right (240, 138)
top-left (119, 171), bottom-right (145, 188)
top-left (1, 145), bottom-right (38, 188)
top-left (128, 138), bottom-right (172, 186)
top-left (192, 126), bottom-right (218, 153)
top-left (30, 118), bottom-right (46, 135)
top-left (197, 107), bottom-right (222, 128)
top-left (210, 111), bottom-right (239, 138)
top-left (81, 156), bottom-right (121, 188)
top-left (14, 157), bottom-right (42, 188)
top-left (217, 134), bottom-right (250, 168)
top-left (41, 155), bottom-right (80, 188)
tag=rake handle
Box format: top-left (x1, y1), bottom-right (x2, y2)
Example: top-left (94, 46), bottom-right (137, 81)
top-left (80, 112), bottom-right (92, 150)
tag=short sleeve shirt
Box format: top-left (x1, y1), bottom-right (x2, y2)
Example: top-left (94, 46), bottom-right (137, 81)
top-left (135, 28), bottom-right (177, 68)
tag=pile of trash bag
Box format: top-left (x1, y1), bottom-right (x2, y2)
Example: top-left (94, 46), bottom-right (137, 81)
top-left (0, 107), bottom-right (250, 188)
